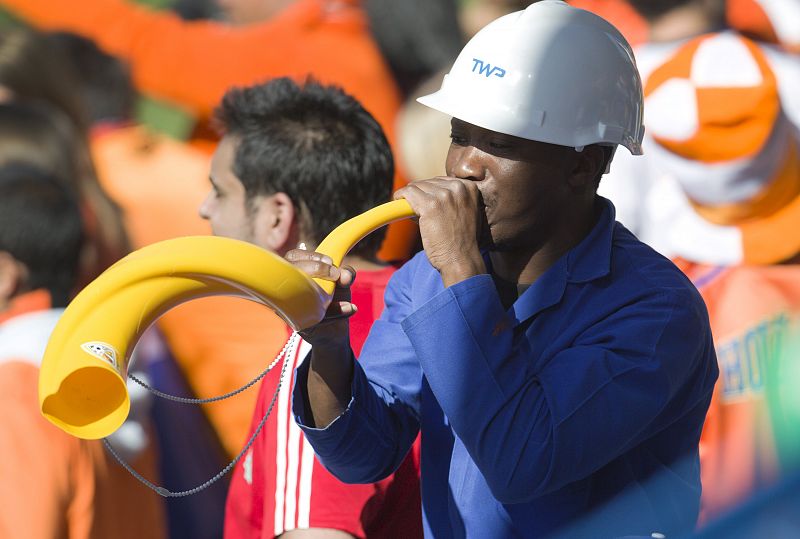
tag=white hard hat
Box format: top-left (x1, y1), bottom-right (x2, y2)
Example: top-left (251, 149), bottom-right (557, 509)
top-left (418, 0), bottom-right (645, 155)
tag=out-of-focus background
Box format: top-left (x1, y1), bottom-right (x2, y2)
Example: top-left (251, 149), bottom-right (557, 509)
top-left (0, 1), bottom-right (799, 538)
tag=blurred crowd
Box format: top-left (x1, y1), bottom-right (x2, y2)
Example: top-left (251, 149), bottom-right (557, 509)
top-left (0, 0), bottom-right (799, 538)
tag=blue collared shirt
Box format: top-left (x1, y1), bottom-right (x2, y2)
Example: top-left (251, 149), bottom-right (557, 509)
top-left (293, 198), bottom-right (718, 538)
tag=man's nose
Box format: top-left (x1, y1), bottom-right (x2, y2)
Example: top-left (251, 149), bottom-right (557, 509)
top-left (449, 146), bottom-right (485, 181)
top-left (198, 192), bottom-right (213, 220)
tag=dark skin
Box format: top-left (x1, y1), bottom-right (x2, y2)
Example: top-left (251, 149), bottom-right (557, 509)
top-left (286, 118), bottom-right (607, 428)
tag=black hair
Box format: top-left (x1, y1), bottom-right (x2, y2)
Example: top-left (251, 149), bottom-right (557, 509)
top-left (214, 78), bottom-right (394, 258)
top-left (0, 163), bottom-right (83, 307)
top-left (46, 32), bottom-right (137, 124)
top-left (627, 0), bottom-right (694, 20)
top-left (364, 0), bottom-right (464, 97)
top-left (0, 29), bottom-right (90, 134)
top-left (0, 102), bottom-right (82, 193)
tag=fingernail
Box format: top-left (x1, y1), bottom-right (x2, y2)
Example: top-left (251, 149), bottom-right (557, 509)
top-left (320, 255), bottom-right (333, 265)
top-left (329, 265), bottom-right (341, 279)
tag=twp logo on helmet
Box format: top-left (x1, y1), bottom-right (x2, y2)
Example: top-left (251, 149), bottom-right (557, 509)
top-left (471, 58), bottom-right (506, 78)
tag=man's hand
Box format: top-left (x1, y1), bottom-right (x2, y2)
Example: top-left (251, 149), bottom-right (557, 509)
top-left (284, 248), bottom-right (356, 427)
top-left (394, 178), bottom-right (487, 287)
top-left (285, 248), bottom-right (355, 349)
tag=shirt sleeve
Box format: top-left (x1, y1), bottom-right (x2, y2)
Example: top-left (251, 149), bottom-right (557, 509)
top-left (293, 260), bottom-right (423, 484)
top-left (401, 274), bottom-right (716, 504)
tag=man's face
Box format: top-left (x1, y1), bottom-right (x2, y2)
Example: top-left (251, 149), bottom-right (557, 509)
top-left (215, 0), bottom-right (294, 25)
top-left (445, 118), bottom-right (580, 251)
top-left (200, 136), bottom-right (262, 246)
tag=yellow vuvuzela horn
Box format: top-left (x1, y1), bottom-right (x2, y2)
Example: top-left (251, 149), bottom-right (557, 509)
top-left (39, 199), bottom-right (414, 440)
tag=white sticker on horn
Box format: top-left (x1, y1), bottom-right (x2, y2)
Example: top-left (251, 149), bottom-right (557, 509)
top-left (81, 341), bottom-right (119, 370)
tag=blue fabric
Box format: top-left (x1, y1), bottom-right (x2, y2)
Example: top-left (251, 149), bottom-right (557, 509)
top-left (143, 333), bottom-right (229, 539)
top-left (293, 198), bottom-right (719, 538)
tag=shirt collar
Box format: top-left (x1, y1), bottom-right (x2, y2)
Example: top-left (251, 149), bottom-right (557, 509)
top-left (565, 196), bottom-right (615, 284)
top-left (507, 197), bottom-right (615, 326)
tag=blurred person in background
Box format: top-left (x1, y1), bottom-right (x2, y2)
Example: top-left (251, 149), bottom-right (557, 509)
top-left (396, 74), bottom-right (454, 185)
top-left (0, 162), bottom-right (167, 539)
top-left (584, 4), bottom-right (800, 522)
top-left (50, 33), bottom-right (212, 251)
top-left (0, 28), bottom-right (130, 282)
top-left (595, 0), bottom-right (800, 238)
top-left (0, 40), bottom-right (182, 528)
top-left (45, 30), bottom-right (305, 464)
top-left (0, 0), bottom-right (418, 261)
top-left (363, 0), bottom-right (463, 98)
top-left (615, 32), bottom-right (800, 526)
top-left (203, 78), bottom-right (422, 539)
top-left (52, 33), bottom-right (235, 539)
top-left (572, 0), bottom-right (800, 51)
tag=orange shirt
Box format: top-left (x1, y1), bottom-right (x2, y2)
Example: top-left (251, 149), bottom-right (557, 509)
top-left (1, 0), bottom-right (418, 260)
top-left (0, 361), bottom-right (98, 539)
top-left (157, 297), bottom-right (289, 457)
top-left (677, 262), bottom-right (800, 524)
top-left (0, 291), bottom-right (166, 539)
top-left (91, 125), bottom-right (212, 249)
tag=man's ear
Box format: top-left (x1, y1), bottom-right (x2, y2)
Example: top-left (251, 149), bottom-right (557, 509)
top-left (0, 251), bottom-right (24, 304)
top-left (567, 145), bottom-right (607, 189)
top-left (255, 192), bottom-right (298, 254)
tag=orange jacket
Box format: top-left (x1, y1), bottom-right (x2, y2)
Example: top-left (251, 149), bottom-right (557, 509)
top-left (1, 0), bottom-right (418, 260)
top-left (0, 291), bottom-right (166, 539)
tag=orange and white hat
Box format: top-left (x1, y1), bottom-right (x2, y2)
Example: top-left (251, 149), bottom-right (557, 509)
top-left (643, 32), bottom-right (800, 265)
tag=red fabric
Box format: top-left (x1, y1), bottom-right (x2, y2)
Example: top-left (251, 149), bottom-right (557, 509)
top-left (224, 266), bottom-right (422, 538)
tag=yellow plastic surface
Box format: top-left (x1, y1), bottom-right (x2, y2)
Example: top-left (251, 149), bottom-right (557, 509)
top-left (39, 199), bottom-right (414, 439)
